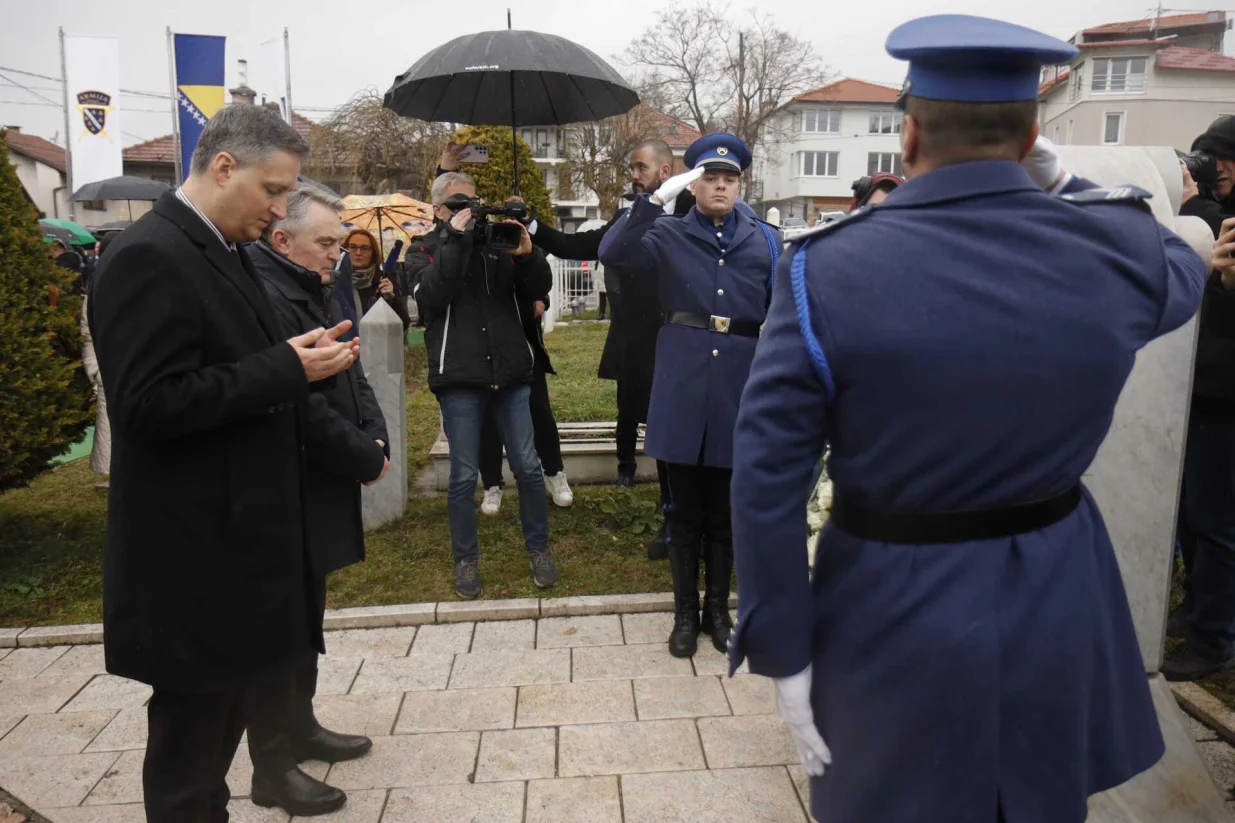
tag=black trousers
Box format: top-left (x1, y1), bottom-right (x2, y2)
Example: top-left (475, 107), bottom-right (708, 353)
top-left (144, 664), bottom-right (299, 823)
top-left (615, 411), bottom-right (639, 479)
top-left (480, 365), bottom-right (562, 488)
top-left (597, 292), bottom-right (608, 319)
top-left (663, 462), bottom-right (733, 553)
top-left (246, 576), bottom-right (328, 778)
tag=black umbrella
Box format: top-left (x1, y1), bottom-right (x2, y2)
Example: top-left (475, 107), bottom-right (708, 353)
top-left (95, 220), bottom-right (132, 234)
top-left (383, 17), bottom-right (639, 192)
top-left (72, 176), bottom-right (171, 221)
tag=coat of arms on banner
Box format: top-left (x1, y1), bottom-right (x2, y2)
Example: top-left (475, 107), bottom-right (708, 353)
top-left (75, 90), bottom-right (114, 139)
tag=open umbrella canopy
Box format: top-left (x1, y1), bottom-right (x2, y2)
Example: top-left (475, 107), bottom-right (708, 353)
top-left (72, 176), bottom-right (170, 203)
top-left (383, 29), bottom-right (638, 126)
top-left (40, 218), bottom-right (96, 245)
top-left (340, 194), bottom-right (435, 256)
top-left (94, 220), bottom-right (132, 234)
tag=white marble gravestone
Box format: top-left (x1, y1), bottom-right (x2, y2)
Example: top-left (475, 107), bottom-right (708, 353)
top-left (359, 298), bottom-right (407, 530)
top-left (1055, 146), bottom-right (1228, 821)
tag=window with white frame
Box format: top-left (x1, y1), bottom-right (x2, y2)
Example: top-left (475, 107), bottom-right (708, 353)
top-left (800, 151), bottom-right (839, 177)
top-left (867, 152), bottom-right (904, 176)
top-left (1053, 124), bottom-right (1061, 143)
top-left (1092, 57), bottom-right (1147, 93)
top-left (869, 111), bottom-right (903, 134)
top-left (1070, 64), bottom-right (1084, 102)
top-left (1102, 112), bottom-right (1125, 145)
top-left (1066, 119), bottom-right (1074, 145)
top-left (803, 109), bottom-right (841, 133)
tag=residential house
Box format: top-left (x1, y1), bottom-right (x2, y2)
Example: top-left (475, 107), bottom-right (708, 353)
top-left (751, 78), bottom-right (904, 221)
top-left (5, 126), bottom-right (153, 226)
top-left (1039, 11), bottom-right (1235, 150)
top-left (5, 127), bottom-right (70, 220)
top-left (519, 110), bottom-right (701, 232)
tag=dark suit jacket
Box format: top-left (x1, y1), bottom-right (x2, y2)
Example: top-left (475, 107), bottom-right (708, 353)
top-left (88, 192), bottom-right (322, 690)
top-left (533, 192), bottom-right (695, 422)
top-left (251, 241), bottom-right (389, 576)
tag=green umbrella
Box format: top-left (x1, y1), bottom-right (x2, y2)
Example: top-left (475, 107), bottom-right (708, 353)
top-left (39, 218), bottom-right (96, 246)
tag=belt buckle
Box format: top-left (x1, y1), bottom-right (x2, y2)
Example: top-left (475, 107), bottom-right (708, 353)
top-left (710, 315), bottom-right (731, 334)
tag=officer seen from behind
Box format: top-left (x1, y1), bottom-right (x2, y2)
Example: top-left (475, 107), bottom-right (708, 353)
top-left (729, 14), bottom-right (1206, 823)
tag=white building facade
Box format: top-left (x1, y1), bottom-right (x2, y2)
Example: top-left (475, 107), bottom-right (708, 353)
top-left (752, 78), bottom-right (904, 222)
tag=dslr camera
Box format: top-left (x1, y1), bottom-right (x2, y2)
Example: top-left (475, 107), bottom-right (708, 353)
top-left (442, 195), bottom-right (528, 252)
top-left (1177, 148), bottom-right (1220, 199)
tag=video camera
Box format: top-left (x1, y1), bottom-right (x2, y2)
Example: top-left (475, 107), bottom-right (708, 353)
top-left (1177, 148), bottom-right (1220, 199)
top-left (442, 195), bottom-right (528, 252)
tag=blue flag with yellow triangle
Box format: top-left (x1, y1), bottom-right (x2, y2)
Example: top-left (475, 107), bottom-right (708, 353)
top-left (173, 34), bottom-right (225, 182)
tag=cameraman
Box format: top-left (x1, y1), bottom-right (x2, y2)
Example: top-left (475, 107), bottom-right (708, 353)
top-left (414, 171), bottom-right (559, 599)
top-left (1165, 115), bottom-right (1235, 680)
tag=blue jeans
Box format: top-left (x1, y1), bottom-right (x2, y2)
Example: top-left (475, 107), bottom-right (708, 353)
top-left (1182, 412), bottom-right (1235, 661)
top-left (438, 385), bottom-right (549, 564)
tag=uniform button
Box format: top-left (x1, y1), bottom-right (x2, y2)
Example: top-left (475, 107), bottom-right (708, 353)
top-left (717, 288), bottom-right (724, 296)
top-left (712, 349), bottom-right (719, 357)
top-left (718, 259), bottom-right (725, 266)
top-left (716, 231), bottom-right (723, 237)
top-left (486, 355), bottom-right (491, 360)
top-left (481, 327), bottom-right (486, 332)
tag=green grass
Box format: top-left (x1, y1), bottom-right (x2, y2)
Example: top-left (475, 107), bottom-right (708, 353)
top-left (0, 323), bottom-right (663, 627)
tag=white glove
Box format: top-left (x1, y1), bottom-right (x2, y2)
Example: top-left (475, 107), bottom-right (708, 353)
top-left (651, 167), bottom-right (705, 206)
top-left (775, 664), bottom-right (832, 777)
top-left (1022, 135), bottom-right (1069, 193)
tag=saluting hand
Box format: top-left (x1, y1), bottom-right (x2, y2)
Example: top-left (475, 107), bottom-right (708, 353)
top-left (651, 167), bottom-right (704, 207)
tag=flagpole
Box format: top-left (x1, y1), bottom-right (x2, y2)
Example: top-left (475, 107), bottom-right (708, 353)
top-left (59, 27), bottom-right (76, 221)
top-left (282, 27), bottom-right (294, 125)
top-left (167, 27), bottom-right (182, 182)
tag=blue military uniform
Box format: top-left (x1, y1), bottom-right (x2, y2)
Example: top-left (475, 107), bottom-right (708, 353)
top-left (729, 15), bottom-right (1208, 823)
top-left (600, 133), bottom-right (782, 657)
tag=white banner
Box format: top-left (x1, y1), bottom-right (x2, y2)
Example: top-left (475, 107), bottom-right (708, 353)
top-left (259, 35), bottom-right (289, 122)
top-left (63, 34), bottom-right (123, 191)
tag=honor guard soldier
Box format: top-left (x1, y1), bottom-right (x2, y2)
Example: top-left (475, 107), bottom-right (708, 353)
top-left (600, 133), bottom-right (782, 658)
top-left (728, 15), bottom-right (1208, 823)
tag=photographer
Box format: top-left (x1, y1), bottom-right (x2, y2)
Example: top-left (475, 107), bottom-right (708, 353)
top-left (1165, 115), bottom-right (1235, 681)
top-left (415, 171), bottom-right (558, 599)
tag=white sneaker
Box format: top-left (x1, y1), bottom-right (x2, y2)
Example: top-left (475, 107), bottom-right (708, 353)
top-left (546, 472), bottom-right (574, 508)
top-left (481, 486), bottom-right (503, 516)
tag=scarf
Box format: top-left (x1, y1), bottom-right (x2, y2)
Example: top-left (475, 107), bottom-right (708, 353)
top-left (352, 265), bottom-right (377, 290)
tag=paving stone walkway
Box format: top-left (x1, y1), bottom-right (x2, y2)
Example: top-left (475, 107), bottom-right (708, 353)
top-left (4, 612), bottom-right (1235, 822)
top-left (0, 612), bottom-right (820, 823)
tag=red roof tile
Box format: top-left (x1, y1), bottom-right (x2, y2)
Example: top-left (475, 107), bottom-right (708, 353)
top-left (1156, 45), bottom-right (1235, 72)
top-left (793, 78), bottom-right (901, 105)
top-left (1039, 69), bottom-right (1071, 97)
top-left (1084, 11), bottom-right (1225, 36)
top-left (1078, 37), bottom-right (1176, 50)
top-left (4, 129), bottom-right (65, 173)
top-left (644, 109), bottom-right (701, 149)
top-left (122, 105), bottom-right (318, 167)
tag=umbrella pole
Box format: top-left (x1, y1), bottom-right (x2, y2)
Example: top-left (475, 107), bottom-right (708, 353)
top-left (127, 201), bottom-right (132, 222)
top-left (509, 73), bottom-right (520, 196)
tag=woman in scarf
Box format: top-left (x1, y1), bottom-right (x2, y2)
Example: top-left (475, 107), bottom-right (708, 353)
top-left (342, 228), bottom-right (411, 330)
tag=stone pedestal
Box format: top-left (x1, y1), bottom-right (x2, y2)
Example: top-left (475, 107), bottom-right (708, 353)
top-left (360, 299), bottom-right (407, 530)
top-left (1055, 146), bottom-right (1227, 819)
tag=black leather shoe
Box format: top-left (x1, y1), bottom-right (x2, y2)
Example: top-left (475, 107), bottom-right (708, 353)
top-left (1162, 646), bottom-right (1235, 682)
top-left (616, 473), bottom-right (636, 489)
top-left (251, 768), bottom-right (346, 817)
top-left (646, 525), bottom-right (668, 561)
top-left (293, 727), bottom-right (373, 764)
top-left (668, 611), bottom-right (700, 658)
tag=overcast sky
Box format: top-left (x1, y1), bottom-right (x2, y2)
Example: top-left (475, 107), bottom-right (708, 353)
top-left (0, 0), bottom-right (1195, 147)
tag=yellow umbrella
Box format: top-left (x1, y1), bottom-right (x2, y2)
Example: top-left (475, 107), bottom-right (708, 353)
top-left (339, 194), bottom-right (434, 259)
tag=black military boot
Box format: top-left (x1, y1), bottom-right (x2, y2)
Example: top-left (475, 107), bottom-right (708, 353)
top-left (667, 540), bottom-right (702, 658)
top-left (251, 768), bottom-right (347, 817)
top-left (646, 523), bottom-right (668, 561)
top-left (700, 539), bottom-right (734, 654)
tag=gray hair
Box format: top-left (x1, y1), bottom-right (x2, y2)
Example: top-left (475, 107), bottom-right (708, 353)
top-left (261, 185), bottom-right (343, 244)
top-left (431, 171), bottom-right (476, 205)
top-left (190, 104), bottom-right (309, 175)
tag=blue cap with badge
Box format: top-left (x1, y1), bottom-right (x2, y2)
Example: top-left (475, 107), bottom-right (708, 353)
top-left (886, 15), bottom-right (1078, 107)
top-left (684, 133), bottom-right (752, 173)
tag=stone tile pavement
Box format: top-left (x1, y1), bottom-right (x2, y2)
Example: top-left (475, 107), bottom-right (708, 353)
top-left (5, 613), bottom-right (1235, 822)
top-left (0, 613), bottom-right (814, 822)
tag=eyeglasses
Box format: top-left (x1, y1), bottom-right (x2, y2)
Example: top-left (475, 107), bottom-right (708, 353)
top-left (344, 244), bottom-right (373, 253)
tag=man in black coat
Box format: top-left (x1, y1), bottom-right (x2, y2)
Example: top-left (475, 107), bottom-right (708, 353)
top-left (248, 185), bottom-right (391, 814)
top-left (514, 139), bottom-right (694, 559)
top-left (88, 104), bottom-right (359, 823)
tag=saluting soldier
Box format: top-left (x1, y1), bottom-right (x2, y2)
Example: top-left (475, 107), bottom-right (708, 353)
top-left (600, 133), bottom-right (782, 658)
top-left (728, 15), bottom-right (1208, 823)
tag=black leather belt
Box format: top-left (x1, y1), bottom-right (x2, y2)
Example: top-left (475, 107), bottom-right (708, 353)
top-left (666, 311), bottom-right (760, 338)
top-left (830, 484), bottom-right (1083, 544)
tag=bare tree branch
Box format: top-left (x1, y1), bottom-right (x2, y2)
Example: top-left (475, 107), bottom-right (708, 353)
top-left (561, 103), bottom-right (662, 217)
